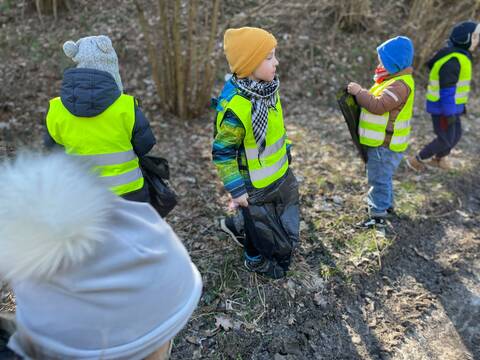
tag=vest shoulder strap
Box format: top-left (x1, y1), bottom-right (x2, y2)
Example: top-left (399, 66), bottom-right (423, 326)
top-left (48, 97), bottom-right (62, 112)
top-left (223, 92), bottom-right (282, 126)
top-left (224, 94), bottom-right (252, 127)
top-left (449, 51), bottom-right (471, 61)
top-left (116, 93), bottom-right (135, 108)
top-left (435, 52), bottom-right (472, 70)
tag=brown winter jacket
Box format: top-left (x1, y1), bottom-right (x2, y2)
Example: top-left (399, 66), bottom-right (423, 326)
top-left (355, 67), bottom-right (413, 147)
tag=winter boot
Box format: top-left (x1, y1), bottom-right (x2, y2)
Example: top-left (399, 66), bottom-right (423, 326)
top-left (356, 216), bottom-right (386, 229)
top-left (428, 156), bottom-right (452, 170)
top-left (406, 155), bottom-right (426, 172)
top-left (244, 255), bottom-right (285, 279)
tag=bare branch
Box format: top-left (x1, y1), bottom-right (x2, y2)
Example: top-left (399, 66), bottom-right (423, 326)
top-left (134, 0), bottom-right (165, 102)
top-left (173, 0), bottom-right (185, 118)
top-left (197, 0), bottom-right (221, 112)
top-left (186, 0), bottom-right (199, 112)
top-left (158, 0), bottom-right (174, 111)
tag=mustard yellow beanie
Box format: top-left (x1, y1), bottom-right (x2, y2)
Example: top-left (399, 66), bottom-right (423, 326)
top-left (223, 27), bottom-right (277, 78)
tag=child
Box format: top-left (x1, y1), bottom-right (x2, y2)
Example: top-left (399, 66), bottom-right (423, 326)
top-left (44, 35), bottom-right (156, 202)
top-left (212, 27), bottom-right (299, 279)
top-left (347, 36), bottom-right (415, 228)
top-left (407, 21), bottom-right (479, 171)
top-left (0, 151), bottom-right (202, 360)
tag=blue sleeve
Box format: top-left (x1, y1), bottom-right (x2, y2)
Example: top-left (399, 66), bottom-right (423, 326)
top-left (212, 110), bottom-right (247, 198)
top-left (132, 104), bottom-right (156, 157)
top-left (43, 131), bottom-right (63, 150)
top-left (439, 58), bottom-right (460, 116)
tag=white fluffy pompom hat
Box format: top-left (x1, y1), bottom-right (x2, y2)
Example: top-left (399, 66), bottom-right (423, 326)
top-left (0, 151), bottom-right (114, 281)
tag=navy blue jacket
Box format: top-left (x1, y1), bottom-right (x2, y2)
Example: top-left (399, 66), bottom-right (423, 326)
top-left (426, 45), bottom-right (472, 116)
top-left (44, 68), bottom-right (156, 202)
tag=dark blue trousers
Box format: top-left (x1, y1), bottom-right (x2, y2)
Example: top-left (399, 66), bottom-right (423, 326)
top-left (419, 115), bottom-right (462, 159)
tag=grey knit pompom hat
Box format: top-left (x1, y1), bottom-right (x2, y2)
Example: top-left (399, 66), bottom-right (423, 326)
top-left (63, 35), bottom-right (123, 92)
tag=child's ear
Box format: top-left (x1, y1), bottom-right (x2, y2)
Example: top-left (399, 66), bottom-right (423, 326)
top-left (95, 36), bottom-right (113, 53)
top-left (63, 40), bottom-right (79, 58)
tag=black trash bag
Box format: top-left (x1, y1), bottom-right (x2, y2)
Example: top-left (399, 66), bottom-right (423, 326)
top-left (0, 333), bottom-right (16, 360)
top-left (0, 315), bottom-right (16, 360)
top-left (336, 87), bottom-right (368, 163)
top-left (139, 155), bottom-right (177, 217)
top-left (242, 170), bottom-right (300, 270)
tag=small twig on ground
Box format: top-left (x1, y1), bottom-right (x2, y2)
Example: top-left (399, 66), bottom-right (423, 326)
top-left (373, 235), bottom-right (382, 268)
top-left (410, 246), bottom-right (432, 262)
top-left (420, 197), bottom-right (463, 219)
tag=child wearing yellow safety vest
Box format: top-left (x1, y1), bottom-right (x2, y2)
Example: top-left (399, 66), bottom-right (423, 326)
top-left (44, 35), bottom-right (156, 203)
top-left (407, 21), bottom-right (479, 171)
top-left (347, 36), bottom-right (415, 230)
top-left (212, 27), bottom-right (299, 279)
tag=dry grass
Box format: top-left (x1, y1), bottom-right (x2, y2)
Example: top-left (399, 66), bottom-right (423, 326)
top-left (403, 0), bottom-right (480, 70)
top-left (31, 0), bottom-right (71, 20)
top-left (134, 0), bottom-right (297, 119)
top-left (325, 0), bottom-right (372, 32)
top-left (134, 0), bottom-right (221, 119)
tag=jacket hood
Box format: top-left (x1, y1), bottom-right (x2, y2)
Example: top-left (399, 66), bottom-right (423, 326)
top-left (0, 151), bottom-right (115, 281)
top-left (214, 76), bottom-right (237, 112)
top-left (60, 68), bottom-right (121, 117)
top-left (449, 21), bottom-right (478, 49)
top-left (377, 36), bottom-right (414, 74)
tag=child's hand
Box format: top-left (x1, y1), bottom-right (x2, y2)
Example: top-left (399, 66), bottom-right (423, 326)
top-left (347, 82), bottom-right (362, 95)
top-left (228, 193), bottom-right (249, 210)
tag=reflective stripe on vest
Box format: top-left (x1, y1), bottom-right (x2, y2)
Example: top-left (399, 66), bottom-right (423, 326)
top-left (426, 52), bottom-right (472, 104)
top-left (359, 74), bottom-right (415, 152)
top-left (245, 134), bottom-right (287, 160)
top-left (216, 92), bottom-right (288, 188)
top-left (46, 94), bottom-right (144, 195)
top-left (249, 153), bottom-right (289, 183)
top-left (70, 150), bottom-right (137, 166)
top-left (98, 167), bottom-right (143, 188)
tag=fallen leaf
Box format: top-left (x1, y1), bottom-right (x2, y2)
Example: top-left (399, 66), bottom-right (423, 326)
top-left (186, 335), bottom-right (201, 345)
top-left (215, 315), bottom-right (233, 331)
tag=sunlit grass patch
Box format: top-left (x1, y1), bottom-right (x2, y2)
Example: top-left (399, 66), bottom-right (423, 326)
top-left (319, 263), bottom-right (343, 280)
top-left (395, 181), bottom-right (428, 218)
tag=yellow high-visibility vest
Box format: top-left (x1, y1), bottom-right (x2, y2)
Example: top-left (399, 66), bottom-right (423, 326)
top-left (426, 52), bottom-right (472, 104)
top-left (216, 93), bottom-right (288, 188)
top-left (359, 74), bottom-right (415, 152)
top-left (46, 94), bottom-right (144, 195)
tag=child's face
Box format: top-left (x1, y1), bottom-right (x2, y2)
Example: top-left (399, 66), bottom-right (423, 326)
top-left (470, 25), bottom-right (480, 51)
top-left (251, 48), bottom-right (278, 82)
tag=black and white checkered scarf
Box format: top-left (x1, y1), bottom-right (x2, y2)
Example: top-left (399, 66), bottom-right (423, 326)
top-left (233, 75), bottom-right (279, 156)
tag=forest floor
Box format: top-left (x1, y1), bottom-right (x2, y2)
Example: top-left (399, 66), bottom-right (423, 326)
top-left (1, 1), bottom-right (479, 359)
